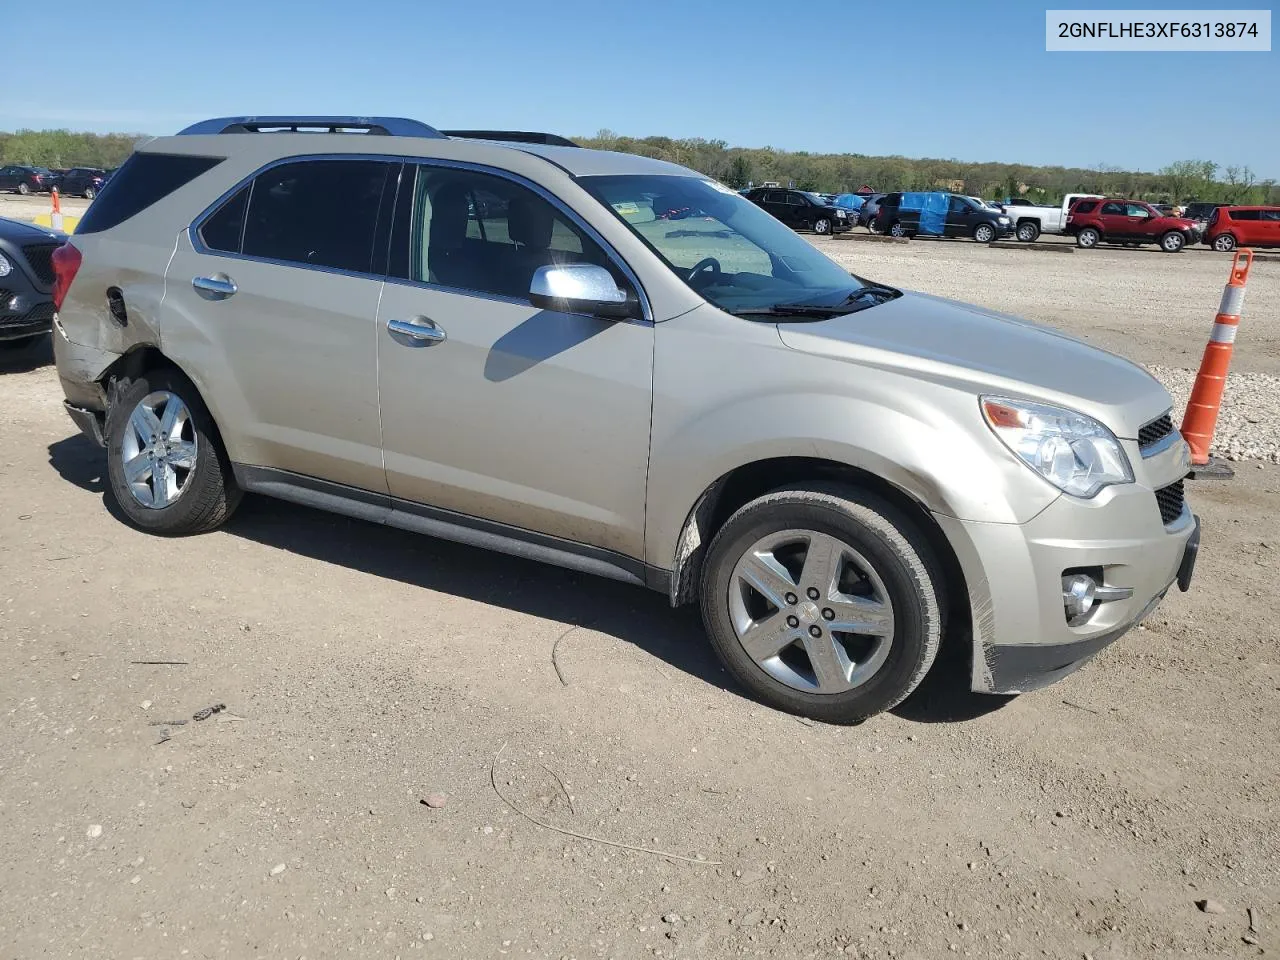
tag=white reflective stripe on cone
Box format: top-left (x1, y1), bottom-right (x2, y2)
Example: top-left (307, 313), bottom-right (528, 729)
top-left (1210, 322), bottom-right (1238, 344)
top-left (1218, 285), bottom-right (1246, 317)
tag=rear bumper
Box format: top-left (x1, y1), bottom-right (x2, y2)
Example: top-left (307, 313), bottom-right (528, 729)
top-left (63, 400), bottom-right (106, 447)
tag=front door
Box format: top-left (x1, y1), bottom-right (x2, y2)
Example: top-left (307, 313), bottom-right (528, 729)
top-left (162, 157), bottom-right (396, 493)
top-left (376, 163), bottom-right (654, 559)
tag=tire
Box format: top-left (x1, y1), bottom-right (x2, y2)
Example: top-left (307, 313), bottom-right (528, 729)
top-left (16, 182), bottom-right (30, 196)
top-left (889, 221), bottom-right (907, 238)
top-left (84, 186), bottom-right (96, 200)
top-left (1076, 227), bottom-right (1100, 248)
top-left (813, 217), bottom-right (832, 235)
top-left (699, 484), bottom-right (943, 724)
top-left (1015, 221), bottom-right (1040, 243)
top-left (1160, 230), bottom-right (1186, 253)
top-left (973, 223), bottom-right (996, 243)
top-left (1212, 233), bottom-right (1236, 252)
top-left (105, 366), bottom-right (241, 535)
top-left (866, 219), bottom-right (879, 234)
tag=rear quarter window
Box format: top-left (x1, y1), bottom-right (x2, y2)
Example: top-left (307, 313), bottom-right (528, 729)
top-left (76, 153), bottom-right (223, 235)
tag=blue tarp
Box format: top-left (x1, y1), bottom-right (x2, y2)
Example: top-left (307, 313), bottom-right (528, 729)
top-left (833, 193), bottom-right (865, 210)
top-left (901, 191), bottom-right (950, 235)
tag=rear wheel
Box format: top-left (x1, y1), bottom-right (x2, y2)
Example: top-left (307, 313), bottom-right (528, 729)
top-left (1160, 230), bottom-right (1186, 253)
top-left (1076, 227), bottom-right (1100, 248)
top-left (973, 223), bottom-right (996, 243)
top-left (1015, 221), bottom-right (1041, 242)
top-left (84, 185), bottom-right (96, 200)
top-left (889, 221), bottom-right (907, 238)
top-left (700, 485), bottom-right (943, 724)
top-left (105, 367), bottom-right (241, 535)
top-left (16, 182), bottom-right (30, 196)
top-left (1212, 233), bottom-right (1237, 252)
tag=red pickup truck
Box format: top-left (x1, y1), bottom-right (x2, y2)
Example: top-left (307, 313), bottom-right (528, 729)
top-left (1065, 198), bottom-right (1202, 253)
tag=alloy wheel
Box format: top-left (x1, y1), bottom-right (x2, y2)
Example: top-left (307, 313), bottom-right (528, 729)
top-left (119, 391), bottom-right (199, 509)
top-left (728, 529), bottom-right (895, 694)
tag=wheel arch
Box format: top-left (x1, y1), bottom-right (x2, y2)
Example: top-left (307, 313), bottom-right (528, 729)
top-left (666, 457), bottom-right (971, 637)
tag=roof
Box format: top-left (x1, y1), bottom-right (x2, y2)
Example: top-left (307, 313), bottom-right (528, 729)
top-left (499, 142), bottom-right (697, 179)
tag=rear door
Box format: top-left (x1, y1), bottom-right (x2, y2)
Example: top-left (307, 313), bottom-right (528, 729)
top-left (1096, 201), bottom-right (1129, 238)
top-left (1230, 209), bottom-right (1262, 245)
top-left (163, 156), bottom-right (396, 493)
top-left (375, 162), bottom-right (654, 558)
top-left (1261, 209), bottom-right (1280, 247)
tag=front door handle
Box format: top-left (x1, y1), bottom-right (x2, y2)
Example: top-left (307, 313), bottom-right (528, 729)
top-left (387, 316), bottom-right (447, 346)
top-left (192, 274), bottom-right (237, 300)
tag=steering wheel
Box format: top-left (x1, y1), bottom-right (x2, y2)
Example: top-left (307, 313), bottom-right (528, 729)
top-left (687, 257), bottom-right (722, 284)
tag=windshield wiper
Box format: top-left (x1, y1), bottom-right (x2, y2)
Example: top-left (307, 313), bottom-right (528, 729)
top-left (730, 303), bottom-right (863, 318)
top-left (843, 283), bottom-right (900, 302)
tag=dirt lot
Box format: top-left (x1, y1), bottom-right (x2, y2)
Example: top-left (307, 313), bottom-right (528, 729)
top-left (2, 234), bottom-right (1278, 960)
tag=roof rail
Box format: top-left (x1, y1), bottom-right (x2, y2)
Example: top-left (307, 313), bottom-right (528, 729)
top-left (177, 116), bottom-right (445, 138)
top-left (442, 130), bottom-right (579, 147)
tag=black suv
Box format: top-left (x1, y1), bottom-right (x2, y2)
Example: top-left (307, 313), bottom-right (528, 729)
top-left (744, 188), bottom-right (852, 235)
top-left (0, 217), bottom-right (62, 348)
top-left (875, 192), bottom-right (1012, 242)
top-left (59, 167), bottom-right (109, 199)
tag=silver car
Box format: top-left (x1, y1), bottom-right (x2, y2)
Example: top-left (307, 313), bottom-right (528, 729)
top-left (50, 116), bottom-right (1199, 723)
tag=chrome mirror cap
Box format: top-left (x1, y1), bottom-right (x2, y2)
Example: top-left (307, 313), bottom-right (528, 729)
top-left (530, 263), bottom-right (627, 305)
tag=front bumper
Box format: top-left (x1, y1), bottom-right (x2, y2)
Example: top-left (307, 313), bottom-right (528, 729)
top-left (935, 439), bottom-right (1198, 695)
top-left (0, 293), bottom-right (54, 340)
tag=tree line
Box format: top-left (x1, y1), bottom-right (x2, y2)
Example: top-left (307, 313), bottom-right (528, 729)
top-left (580, 130), bottom-right (1279, 206)
top-left (3, 126), bottom-right (1276, 206)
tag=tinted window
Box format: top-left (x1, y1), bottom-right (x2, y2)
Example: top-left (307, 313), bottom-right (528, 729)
top-left (948, 196), bottom-right (968, 214)
top-left (241, 159), bottom-right (393, 273)
top-left (1074, 200), bottom-right (1098, 213)
top-left (1260, 210), bottom-right (1280, 222)
top-left (1228, 209), bottom-right (1260, 221)
top-left (408, 166), bottom-right (621, 301)
top-left (199, 185), bottom-right (249, 253)
top-left (1100, 202), bottom-right (1125, 215)
top-left (77, 153), bottom-right (223, 235)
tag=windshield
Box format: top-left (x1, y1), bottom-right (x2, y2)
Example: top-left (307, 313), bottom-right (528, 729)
top-left (579, 174), bottom-right (873, 315)
top-left (802, 192), bottom-right (827, 205)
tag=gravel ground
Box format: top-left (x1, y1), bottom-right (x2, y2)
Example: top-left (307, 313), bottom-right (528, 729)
top-left (2, 211), bottom-right (1279, 960)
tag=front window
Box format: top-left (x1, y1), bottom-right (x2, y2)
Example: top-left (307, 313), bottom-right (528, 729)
top-left (580, 174), bottom-right (886, 316)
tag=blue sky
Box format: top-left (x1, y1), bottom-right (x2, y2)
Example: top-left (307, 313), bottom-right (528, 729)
top-left (4, 0), bottom-right (1276, 177)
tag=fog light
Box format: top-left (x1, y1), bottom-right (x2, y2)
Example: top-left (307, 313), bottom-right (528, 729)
top-left (1062, 573), bottom-right (1097, 625)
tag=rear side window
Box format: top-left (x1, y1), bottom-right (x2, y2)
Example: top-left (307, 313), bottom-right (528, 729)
top-left (1073, 200), bottom-right (1097, 214)
top-left (1228, 209), bottom-right (1260, 221)
top-left (1100, 201), bottom-right (1124, 215)
top-left (1261, 210), bottom-right (1280, 222)
top-left (240, 159), bottom-right (394, 274)
top-left (199, 186), bottom-right (249, 253)
top-left (76, 153), bottom-right (223, 235)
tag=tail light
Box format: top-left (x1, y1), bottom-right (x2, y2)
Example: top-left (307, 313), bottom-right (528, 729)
top-left (51, 242), bottom-right (82, 311)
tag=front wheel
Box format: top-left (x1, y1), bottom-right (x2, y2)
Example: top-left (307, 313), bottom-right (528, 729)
top-left (1015, 221), bottom-right (1041, 242)
top-left (105, 367), bottom-right (241, 535)
top-left (1160, 230), bottom-right (1186, 253)
top-left (973, 223), bottom-right (996, 243)
top-left (699, 485), bottom-right (943, 724)
top-left (813, 217), bottom-right (832, 235)
top-left (1076, 227), bottom-right (1100, 248)
top-left (1212, 233), bottom-right (1237, 252)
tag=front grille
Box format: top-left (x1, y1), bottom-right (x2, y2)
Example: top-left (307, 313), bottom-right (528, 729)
top-left (0, 289), bottom-right (13, 310)
top-left (1139, 413), bottom-right (1175, 450)
top-left (1155, 480), bottom-right (1185, 525)
top-left (21, 242), bottom-right (59, 287)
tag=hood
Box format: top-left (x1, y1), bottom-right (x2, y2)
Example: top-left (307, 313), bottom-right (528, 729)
top-left (0, 216), bottom-right (65, 243)
top-left (1160, 216), bottom-right (1198, 229)
top-left (775, 291), bottom-right (1172, 439)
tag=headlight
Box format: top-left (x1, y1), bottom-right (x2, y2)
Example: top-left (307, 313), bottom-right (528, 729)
top-left (981, 397), bottom-right (1133, 498)
top-left (835, 209), bottom-right (847, 218)
top-left (0, 253), bottom-right (10, 278)
top-left (998, 216), bottom-right (1011, 224)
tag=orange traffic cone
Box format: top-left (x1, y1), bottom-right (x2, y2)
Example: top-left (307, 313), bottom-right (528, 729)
top-left (50, 188), bottom-right (64, 233)
top-left (1181, 249), bottom-right (1252, 478)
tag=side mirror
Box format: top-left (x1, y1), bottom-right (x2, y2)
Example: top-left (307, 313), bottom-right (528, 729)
top-left (529, 264), bottom-right (639, 320)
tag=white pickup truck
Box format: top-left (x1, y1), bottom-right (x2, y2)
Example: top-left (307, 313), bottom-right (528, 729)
top-left (998, 193), bottom-right (1101, 242)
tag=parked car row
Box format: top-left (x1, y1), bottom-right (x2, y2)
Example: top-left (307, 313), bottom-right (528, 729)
top-left (0, 164), bottom-right (114, 197)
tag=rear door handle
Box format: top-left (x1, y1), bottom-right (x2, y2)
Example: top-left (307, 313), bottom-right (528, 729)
top-left (387, 316), bottom-right (447, 346)
top-left (192, 274), bottom-right (237, 300)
